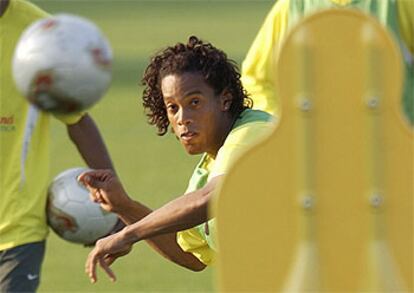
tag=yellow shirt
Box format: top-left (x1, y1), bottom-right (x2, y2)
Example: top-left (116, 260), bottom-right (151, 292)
top-left (177, 109), bottom-right (275, 265)
top-left (0, 0), bottom-right (83, 250)
top-left (241, 0), bottom-right (414, 122)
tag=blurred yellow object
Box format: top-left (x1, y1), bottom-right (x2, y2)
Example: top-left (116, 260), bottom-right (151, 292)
top-left (214, 9), bottom-right (412, 292)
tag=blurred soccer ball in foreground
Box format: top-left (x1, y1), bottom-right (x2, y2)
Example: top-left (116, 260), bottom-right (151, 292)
top-left (47, 167), bottom-right (118, 245)
top-left (12, 14), bottom-right (112, 113)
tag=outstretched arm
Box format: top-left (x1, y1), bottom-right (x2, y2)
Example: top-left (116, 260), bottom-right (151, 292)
top-left (78, 170), bottom-right (210, 282)
top-left (120, 175), bottom-right (218, 240)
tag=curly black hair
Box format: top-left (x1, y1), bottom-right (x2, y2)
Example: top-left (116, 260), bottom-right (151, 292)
top-left (142, 36), bottom-right (253, 136)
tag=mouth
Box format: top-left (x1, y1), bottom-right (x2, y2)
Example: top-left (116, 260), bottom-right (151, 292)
top-left (180, 131), bottom-right (198, 142)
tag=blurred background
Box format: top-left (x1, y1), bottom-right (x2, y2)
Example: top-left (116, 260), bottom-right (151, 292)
top-left (32, 0), bottom-right (274, 292)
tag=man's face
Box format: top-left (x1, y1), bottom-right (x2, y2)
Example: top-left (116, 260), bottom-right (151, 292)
top-left (161, 72), bottom-right (231, 156)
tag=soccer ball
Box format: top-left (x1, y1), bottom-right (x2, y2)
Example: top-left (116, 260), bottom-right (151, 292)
top-left (12, 14), bottom-right (112, 113)
top-left (47, 167), bottom-right (118, 245)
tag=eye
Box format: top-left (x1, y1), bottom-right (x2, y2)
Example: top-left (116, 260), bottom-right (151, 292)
top-left (166, 104), bottom-right (178, 114)
top-left (190, 98), bottom-right (200, 106)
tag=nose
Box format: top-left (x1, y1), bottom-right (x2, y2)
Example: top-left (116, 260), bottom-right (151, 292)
top-left (177, 108), bottom-right (192, 126)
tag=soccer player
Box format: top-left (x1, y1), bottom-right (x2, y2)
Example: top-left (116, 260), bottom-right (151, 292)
top-left (0, 0), bottom-right (114, 291)
top-left (79, 36), bottom-right (275, 283)
top-left (241, 0), bottom-right (413, 124)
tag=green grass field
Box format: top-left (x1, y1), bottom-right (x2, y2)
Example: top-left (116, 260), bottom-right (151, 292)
top-left (31, 1), bottom-right (274, 291)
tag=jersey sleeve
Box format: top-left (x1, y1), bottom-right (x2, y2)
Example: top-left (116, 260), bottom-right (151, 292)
top-left (209, 121), bottom-right (275, 179)
top-left (52, 111), bottom-right (86, 125)
top-left (177, 121), bottom-right (274, 265)
top-left (397, 0), bottom-right (414, 54)
top-left (240, 0), bottom-right (289, 116)
top-left (177, 228), bottom-right (215, 266)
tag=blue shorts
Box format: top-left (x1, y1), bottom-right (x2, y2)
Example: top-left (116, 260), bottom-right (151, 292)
top-left (0, 241), bottom-right (46, 292)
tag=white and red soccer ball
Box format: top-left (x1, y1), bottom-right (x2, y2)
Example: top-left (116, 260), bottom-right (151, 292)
top-left (12, 14), bottom-right (112, 113)
top-left (47, 167), bottom-right (118, 245)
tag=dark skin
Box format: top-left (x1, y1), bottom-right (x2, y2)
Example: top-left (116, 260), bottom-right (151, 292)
top-left (67, 114), bottom-right (114, 170)
top-left (79, 72), bottom-right (236, 283)
top-left (162, 73), bottom-right (234, 157)
top-left (0, 0), bottom-right (9, 17)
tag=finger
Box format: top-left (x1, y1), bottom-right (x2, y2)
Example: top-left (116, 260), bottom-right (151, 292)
top-left (96, 189), bottom-right (107, 202)
top-left (94, 192), bottom-right (104, 203)
top-left (88, 190), bottom-right (103, 204)
top-left (104, 254), bottom-right (116, 266)
top-left (103, 245), bottom-right (132, 266)
top-left (77, 171), bottom-right (94, 184)
top-left (78, 169), bottom-right (114, 181)
top-left (85, 251), bottom-right (99, 283)
top-left (98, 257), bottom-right (117, 282)
top-left (89, 191), bottom-right (98, 202)
top-left (78, 174), bottom-right (101, 189)
top-left (78, 171), bottom-right (108, 189)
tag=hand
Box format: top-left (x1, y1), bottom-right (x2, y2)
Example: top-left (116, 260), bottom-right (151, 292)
top-left (78, 169), bottom-right (130, 213)
top-left (85, 230), bottom-right (133, 283)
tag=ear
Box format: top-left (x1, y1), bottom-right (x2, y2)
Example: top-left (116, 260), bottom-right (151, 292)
top-left (220, 90), bottom-right (233, 112)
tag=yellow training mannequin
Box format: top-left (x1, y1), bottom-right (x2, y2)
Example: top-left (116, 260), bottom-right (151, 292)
top-left (214, 9), bottom-right (412, 292)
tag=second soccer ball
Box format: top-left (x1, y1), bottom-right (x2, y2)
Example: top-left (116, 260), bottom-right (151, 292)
top-left (12, 14), bottom-right (112, 113)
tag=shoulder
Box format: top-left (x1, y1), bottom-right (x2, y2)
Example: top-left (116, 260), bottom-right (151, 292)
top-left (14, 0), bottom-right (48, 15)
top-left (223, 109), bottom-right (276, 153)
top-left (257, 0), bottom-right (290, 34)
top-left (9, 0), bottom-right (49, 25)
top-left (209, 111), bottom-right (275, 178)
top-left (268, 0), bottom-right (290, 18)
top-left (234, 109), bottom-right (274, 126)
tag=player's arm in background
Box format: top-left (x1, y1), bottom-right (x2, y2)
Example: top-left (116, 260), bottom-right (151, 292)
top-left (78, 170), bottom-right (207, 273)
top-left (65, 113), bottom-right (114, 170)
top-left (65, 112), bottom-right (126, 239)
top-left (240, 0), bottom-right (289, 117)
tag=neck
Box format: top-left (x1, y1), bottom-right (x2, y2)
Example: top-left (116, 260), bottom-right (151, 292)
top-left (0, 0), bottom-right (9, 17)
top-left (208, 113), bottom-right (238, 158)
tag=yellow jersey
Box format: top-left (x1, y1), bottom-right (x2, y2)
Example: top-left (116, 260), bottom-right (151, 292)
top-left (0, 0), bottom-right (83, 251)
top-left (177, 109), bottom-right (275, 265)
top-left (241, 0), bottom-right (413, 124)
